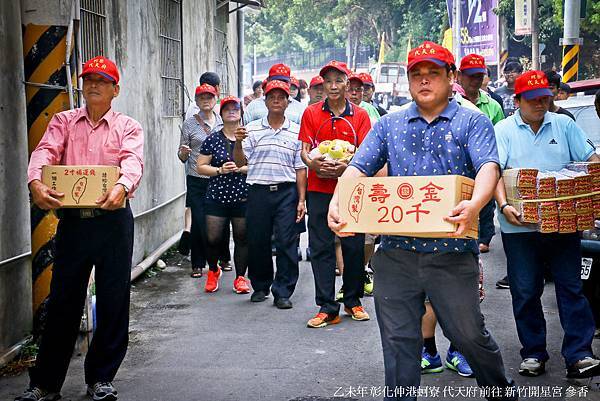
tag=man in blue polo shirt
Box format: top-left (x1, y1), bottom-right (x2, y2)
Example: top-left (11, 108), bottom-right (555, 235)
top-left (328, 41), bottom-right (516, 401)
top-left (494, 70), bottom-right (600, 379)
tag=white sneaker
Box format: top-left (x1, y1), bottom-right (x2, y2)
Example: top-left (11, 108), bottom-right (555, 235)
top-left (519, 358), bottom-right (545, 376)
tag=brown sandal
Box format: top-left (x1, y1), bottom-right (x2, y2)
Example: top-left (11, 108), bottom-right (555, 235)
top-left (190, 268), bottom-right (203, 278)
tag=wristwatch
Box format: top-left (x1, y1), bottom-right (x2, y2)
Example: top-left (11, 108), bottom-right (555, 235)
top-left (499, 203), bottom-right (509, 214)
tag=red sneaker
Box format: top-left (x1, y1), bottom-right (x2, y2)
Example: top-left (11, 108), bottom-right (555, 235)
top-left (204, 268), bottom-right (221, 293)
top-left (233, 276), bottom-right (250, 294)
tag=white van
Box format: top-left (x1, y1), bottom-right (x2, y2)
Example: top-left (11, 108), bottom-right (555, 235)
top-left (369, 62), bottom-right (410, 110)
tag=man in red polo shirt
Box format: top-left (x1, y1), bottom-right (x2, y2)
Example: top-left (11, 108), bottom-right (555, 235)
top-left (299, 60), bottom-right (372, 328)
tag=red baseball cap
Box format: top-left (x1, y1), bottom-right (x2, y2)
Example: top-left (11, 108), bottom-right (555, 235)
top-left (515, 70), bottom-right (553, 100)
top-left (407, 41), bottom-right (453, 71)
top-left (459, 54), bottom-right (487, 75)
top-left (268, 63), bottom-right (291, 82)
top-left (348, 73), bottom-right (364, 85)
top-left (290, 76), bottom-right (300, 88)
top-left (309, 76), bottom-right (324, 88)
top-left (220, 95), bottom-right (241, 110)
top-left (319, 60), bottom-right (351, 77)
top-left (195, 83), bottom-right (217, 97)
top-left (79, 56), bottom-right (119, 84)
top-left (264, 80), bottom-right (290, 96)
top-left (358, 72), bottom-right (374, 86)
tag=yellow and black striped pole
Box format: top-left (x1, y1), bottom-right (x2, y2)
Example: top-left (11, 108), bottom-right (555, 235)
top-left (23, 23), bottom-right (76, 324)
top-left (499, 50), bottom-right (508, 71)
top-left (561, 44), bottom-right (579, 83)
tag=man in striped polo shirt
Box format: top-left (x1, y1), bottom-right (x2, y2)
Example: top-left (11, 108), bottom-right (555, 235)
top-left (233, 80), bottom-right (307, 309)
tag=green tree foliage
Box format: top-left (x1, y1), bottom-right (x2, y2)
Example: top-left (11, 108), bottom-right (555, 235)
top-left (245, 0), bottom-right (448, 62)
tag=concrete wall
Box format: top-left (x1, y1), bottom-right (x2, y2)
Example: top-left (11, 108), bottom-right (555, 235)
top-left (0, 0), bottom-right (240, 357)
top-left (102, 0), bottom-right (240, 264)
top-left (0, 0), bottom-right (33, 355)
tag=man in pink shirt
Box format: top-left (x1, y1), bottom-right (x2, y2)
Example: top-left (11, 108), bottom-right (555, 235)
top-left (17, 57), bottom-right (143, 401)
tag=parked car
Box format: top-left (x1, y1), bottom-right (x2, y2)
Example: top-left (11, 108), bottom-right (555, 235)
top-left (558, 94), bottom-right (600, 337)
top-left (369, 62), bottom-right (410, 110)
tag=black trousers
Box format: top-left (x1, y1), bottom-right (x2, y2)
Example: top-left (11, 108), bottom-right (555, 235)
top-left (187, 175), bottom-right (209, 270)
top-left (30, 205), bottom-right (134, 391)
top-left (186, 176), bottom-right (230, 269)
top-left (307, 191), bottom-right (365, 314)
top-left (247, 183), bottom-right (299, 300)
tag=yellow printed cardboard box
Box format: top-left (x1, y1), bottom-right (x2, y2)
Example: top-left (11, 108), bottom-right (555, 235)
top-left (42, 165), bottom-right (122, 208)
top-left (338, 175), bottom-right (478, 239)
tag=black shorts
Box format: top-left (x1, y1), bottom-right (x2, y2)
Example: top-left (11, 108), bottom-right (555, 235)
top-left (205, 198), bottom-right (247, 218)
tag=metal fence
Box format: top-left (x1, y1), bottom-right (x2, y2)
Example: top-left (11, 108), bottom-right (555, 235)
top-left (159, 0), bottom-right (183, 117)
top-left (80, 0), bottom-right (106, 62)
top-left (214, 27), bottom-right (230, 97)
top-left (253, 46), bottom-right (374, 76)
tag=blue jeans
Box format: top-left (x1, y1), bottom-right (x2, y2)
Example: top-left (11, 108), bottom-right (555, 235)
top-left (501, 231), bottom-right (595, 366)
top-left (478, 199), bottom-right (496, 245)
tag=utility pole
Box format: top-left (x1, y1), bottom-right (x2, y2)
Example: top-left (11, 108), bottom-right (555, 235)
top-left (453, 0), bottom-right (461, 61)
top-left (498, 16), bottom-right (508, 80)
top-left (561, 0), bottom-right (582, 82)
top-left (253, 45), bottom-right (257, 79)
top-left (531, 0), bottom-right (540, 69)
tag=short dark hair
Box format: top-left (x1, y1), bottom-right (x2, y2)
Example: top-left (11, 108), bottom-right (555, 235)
top-left (504, 61), bottom-right (523, 73)
top-left (199, 72), bottom-right (220, 87)
top-left (252, 80), bottom-right (262, 91)
top-left (544, 70), bottom-right (561, 89)
top-left (559, 82), bottom-right (571, 94)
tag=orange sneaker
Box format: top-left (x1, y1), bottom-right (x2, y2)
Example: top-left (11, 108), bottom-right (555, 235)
top-left (307, 312), bottom-right (341, 328)
top-left (204, 268), bottom-right (221, 293)
top-left (344, 305), bottom-right (370, 321)
top-left (233, 276), bottom-right (250, 294)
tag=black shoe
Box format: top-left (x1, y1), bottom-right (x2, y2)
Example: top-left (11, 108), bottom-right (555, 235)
top-left (177, 231), bottom-right (191, 256)
top-left (274, 298), bottom-right (293, 309)
top-left (496, 276), bottom-right (510, 289)
top-left (567, 356), bottom-right (600, 379)
top-left (218, 260), bottom-right (232, 271)
top-left (15, 388), bottom-right (61, 401)
top-left (87, 382), bottom-right (117, 401)
top-left (250, 290), bottom-right (268, 302)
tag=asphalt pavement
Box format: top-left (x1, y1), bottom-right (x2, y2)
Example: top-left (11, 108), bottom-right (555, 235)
top-left (1, 231), bottom-right (600, 401)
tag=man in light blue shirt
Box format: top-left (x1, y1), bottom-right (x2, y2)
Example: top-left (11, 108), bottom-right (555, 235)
top-left (494, 70), bottom-right (600, 380)
top-left (243, 63), bottom-right (306, 125)
top-left (243, 94), bottom-right (306, 125)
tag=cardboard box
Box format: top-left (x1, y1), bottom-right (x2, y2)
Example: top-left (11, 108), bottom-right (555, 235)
top-left (41, 165), bottom-right (122, 208)
top-left (338, 175), bottom-right (478, 239)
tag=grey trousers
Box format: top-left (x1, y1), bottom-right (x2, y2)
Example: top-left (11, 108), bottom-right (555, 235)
top-left (371, 248), bottom-right (516, 401)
